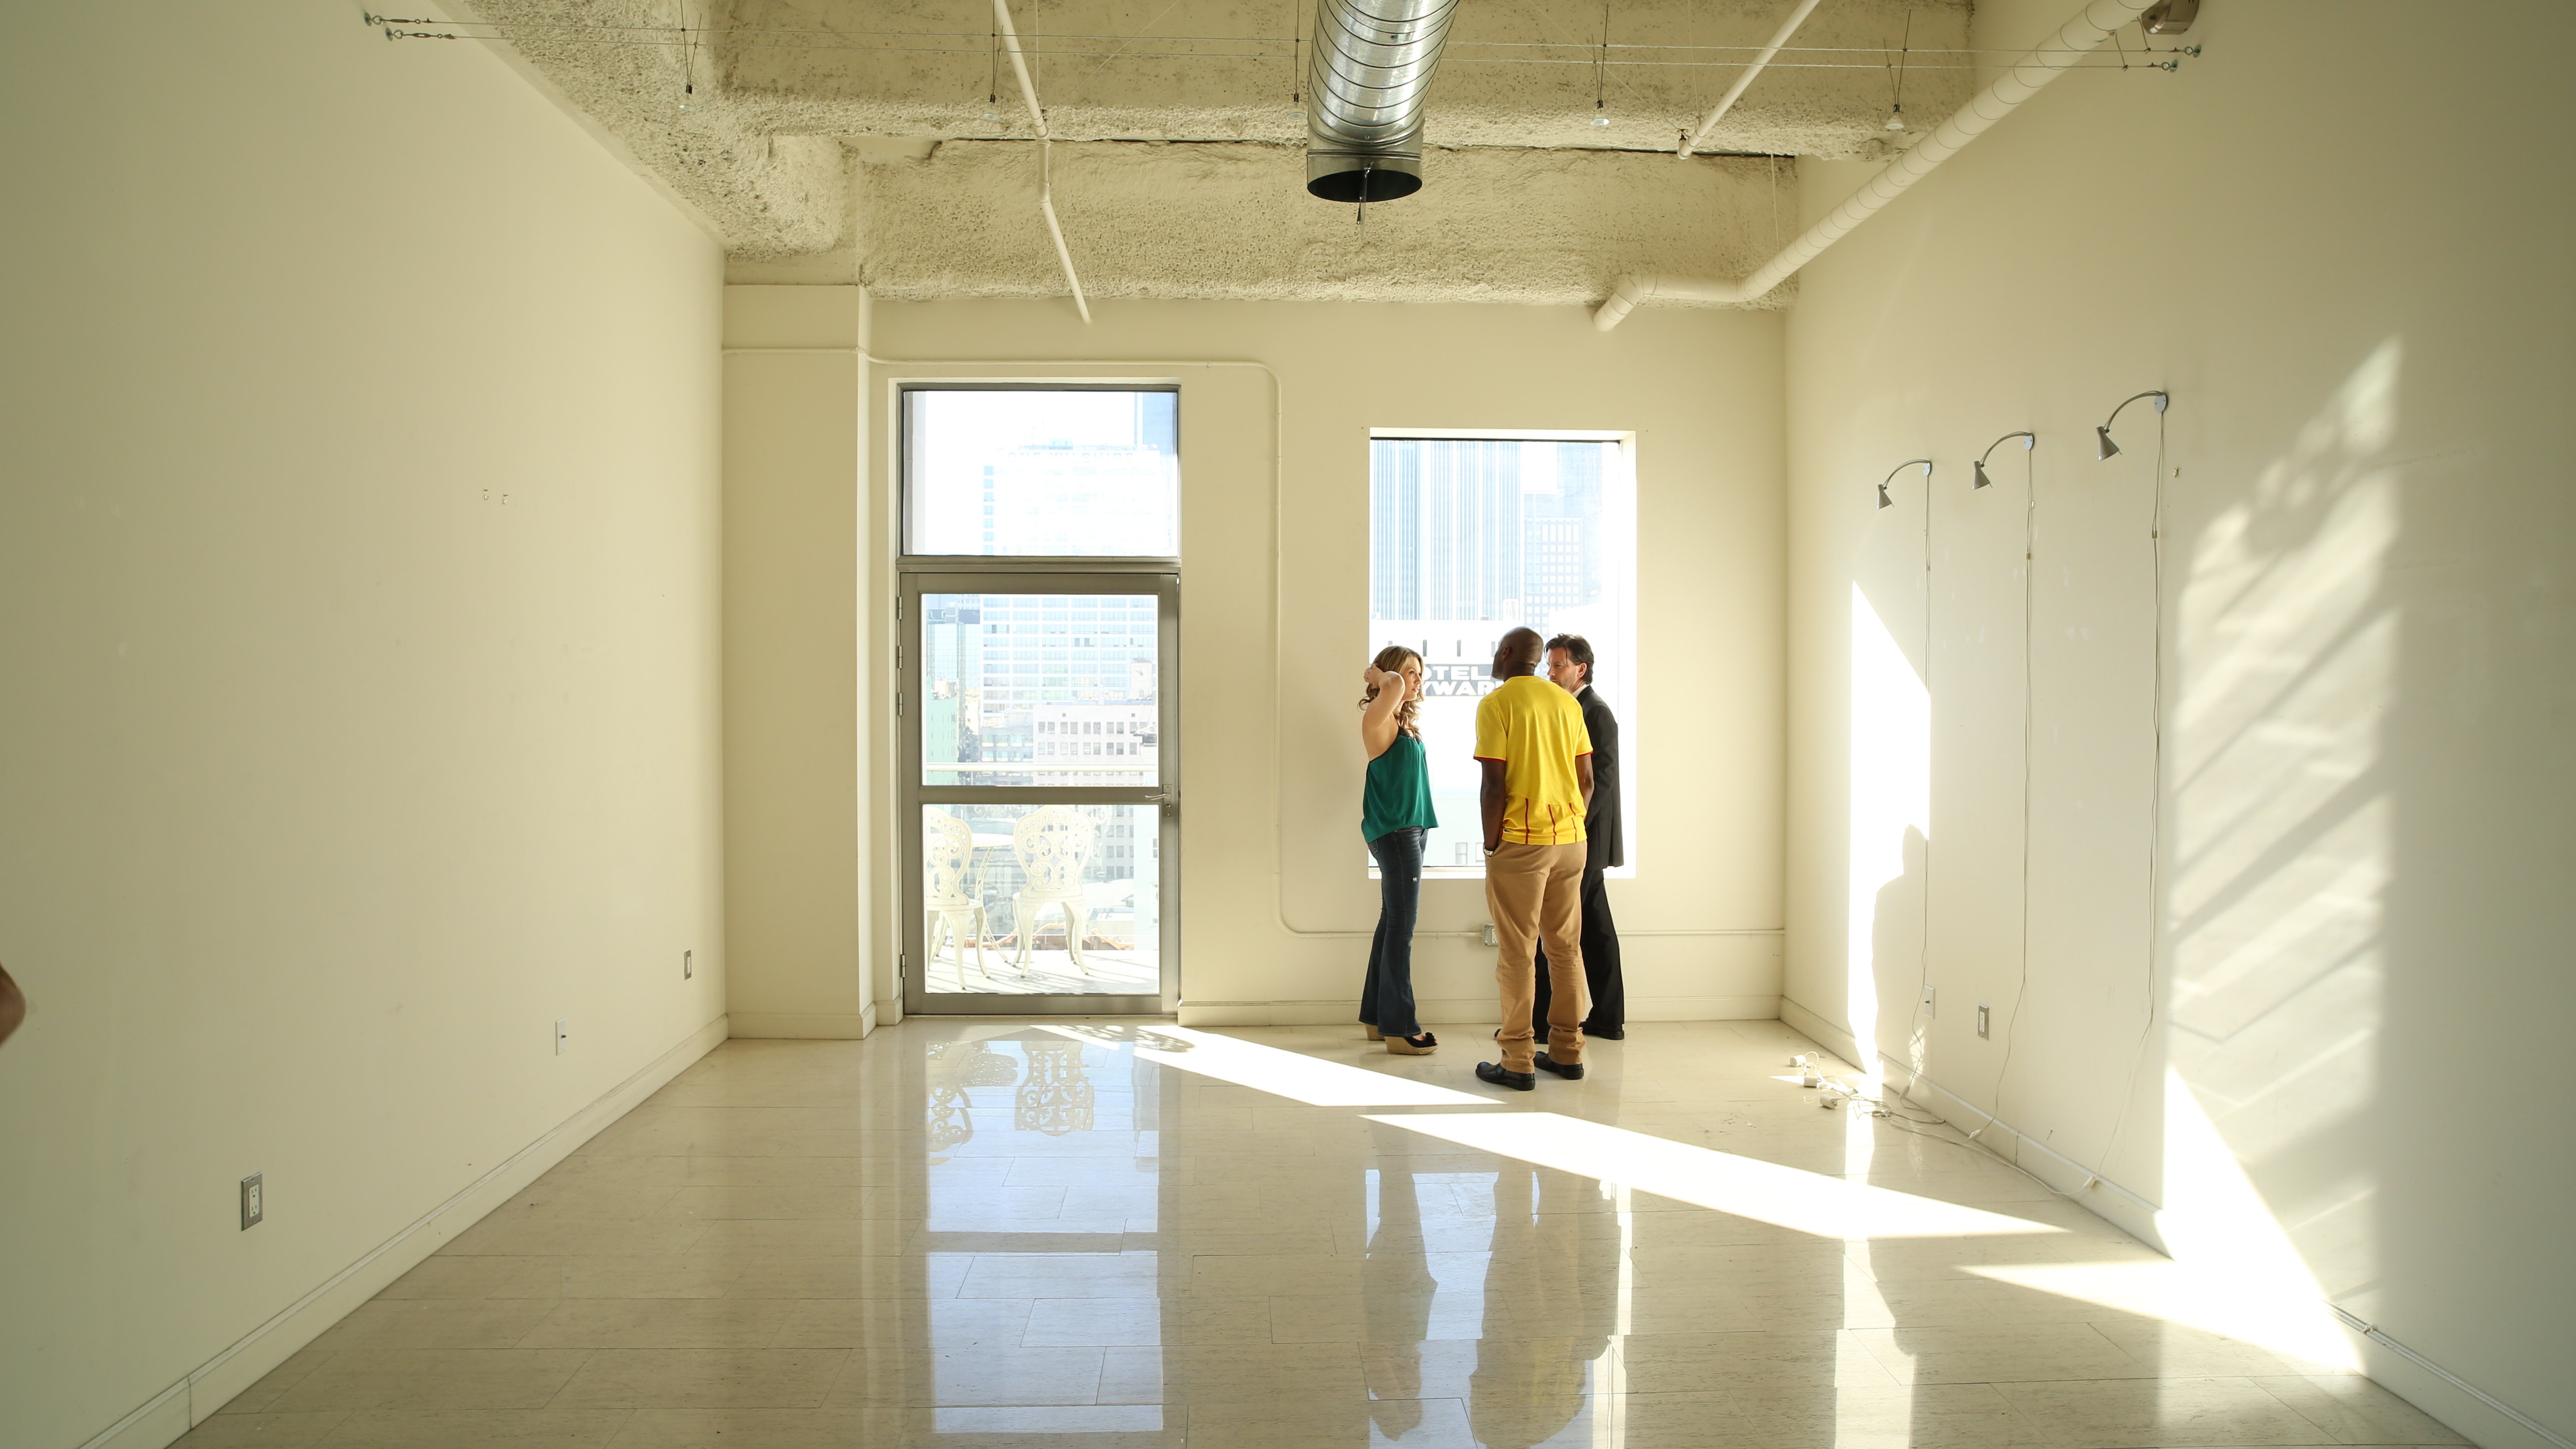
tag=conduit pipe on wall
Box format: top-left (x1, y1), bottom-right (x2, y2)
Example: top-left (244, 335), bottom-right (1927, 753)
top-left (1675, 0), bottom-right (1826, 160)
top-left (1597, 0), bottom-right (2155, 331)
top-left (991, 0), bottom-right (1092, 324)
top-left (1305, 0), bottom-right (1461, 202)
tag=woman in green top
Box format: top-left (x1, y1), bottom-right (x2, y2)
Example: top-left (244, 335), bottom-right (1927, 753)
top-left (1359, 645), bottom-right (1439, 1055)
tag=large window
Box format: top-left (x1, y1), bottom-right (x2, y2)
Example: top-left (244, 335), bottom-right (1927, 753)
top-left (1368, 433), bottom-right (1636, 877)
top-left (905, 388), bottom-right (1179, 557)
top-left (900, 385), bottom-right (1182, 1013)
top-left (920, 590), bottom-right (1161, 788)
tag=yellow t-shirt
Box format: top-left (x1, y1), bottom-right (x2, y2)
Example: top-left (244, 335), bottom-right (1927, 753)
top-left (1473, 674), bottom-right (1593, 845)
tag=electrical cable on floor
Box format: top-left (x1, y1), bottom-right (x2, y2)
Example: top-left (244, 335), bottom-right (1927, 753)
top-left (1807, 1064), bottom-right (2122, 1206)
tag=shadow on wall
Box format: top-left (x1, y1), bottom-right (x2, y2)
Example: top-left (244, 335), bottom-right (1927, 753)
top-left (1830, 344), bottom-right (2428, 1378)
top-left (2162, 341), bottom-right (2402, 1320)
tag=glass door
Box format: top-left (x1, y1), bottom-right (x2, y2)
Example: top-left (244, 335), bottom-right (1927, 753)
top-left (901, 572), bottom-right (1177, 1013)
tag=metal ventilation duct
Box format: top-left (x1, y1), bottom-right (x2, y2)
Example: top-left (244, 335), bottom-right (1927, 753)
top-left (1304, 0), bottom-right (1458, 203)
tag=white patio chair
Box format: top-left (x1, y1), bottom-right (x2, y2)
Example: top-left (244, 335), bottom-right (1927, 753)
top-left (923, 808), bottom-right (988, 984)
top-left (1012, 806), bottom-right (1097, 974)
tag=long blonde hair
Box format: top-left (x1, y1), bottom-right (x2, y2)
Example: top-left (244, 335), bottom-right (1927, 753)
top-left (1359, 644), bottom-right (1425, 738)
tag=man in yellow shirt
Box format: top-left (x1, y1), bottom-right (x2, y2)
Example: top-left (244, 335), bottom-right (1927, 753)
top-left (1472, 627), bottom-right (1593, 1089)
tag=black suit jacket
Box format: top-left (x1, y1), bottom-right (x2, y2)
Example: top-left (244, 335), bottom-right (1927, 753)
top-left (1577, 686), bottom-right (1623, 872)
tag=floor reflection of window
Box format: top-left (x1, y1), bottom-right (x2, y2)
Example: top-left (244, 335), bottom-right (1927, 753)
top-left (919, 1032), bottom-right (1159, 1436)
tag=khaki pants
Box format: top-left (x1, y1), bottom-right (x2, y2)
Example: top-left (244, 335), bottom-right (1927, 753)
top-left (1485, 840), bottom-right (1586, 1072)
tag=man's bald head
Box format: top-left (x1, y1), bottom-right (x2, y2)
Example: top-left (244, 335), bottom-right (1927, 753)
top-left (1490, 627), bottom-right (1544, 681)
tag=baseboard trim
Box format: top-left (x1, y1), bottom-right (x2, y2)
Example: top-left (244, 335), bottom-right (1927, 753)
top-left (1879, 1055), bottom-right (2164, 1244)
top-left (2331, 1309), bottom-right (2575, 1449)
top-left (729, 1010), bottom-right (877, 1039)
top-left (1176, 996), bottom-right (1781, 1028)
top-left (1778, 994), bottom-right (2162, 1241)
top-left (1628, 995), bottom-right (1780, 1022)
top-left (1779, 998), bottom-right (2559, 1449)
top-left (1777, 996), bottom-right (1864, 1066)
top-left (76, 1013), bottom-right (729, 1449)
top-left (75, 1381), bottom-right (190, 1449)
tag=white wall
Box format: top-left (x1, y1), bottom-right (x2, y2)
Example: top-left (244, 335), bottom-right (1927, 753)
top-left (722, 286), bottom-right (875, 1039)
top-left (1780, 3), bottom-right (2575, 1445)
top-left (0, 10), bottom-right (726, 1447)
top-left (867, 301), bottom-right (1787, 1025)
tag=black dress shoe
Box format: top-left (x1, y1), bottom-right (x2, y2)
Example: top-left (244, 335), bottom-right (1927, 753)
top-left (1475, 1061), bottom-right (1536, 1092)
top-left (1582, 1025), bottom-right (1624, 1041)
top-left (1534, 1053), bottom-right (1585, 1080)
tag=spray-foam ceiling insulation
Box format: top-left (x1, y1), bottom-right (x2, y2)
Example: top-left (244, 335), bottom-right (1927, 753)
top-left (460, 0), bottom-right (1973, 304)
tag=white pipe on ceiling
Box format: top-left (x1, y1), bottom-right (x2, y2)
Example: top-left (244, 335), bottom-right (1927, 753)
top-left (1675, 0), bottom-right (1826, 161)
top-left (1599, 0), bottom-right (2154, 332)
top-left (991, 0), bottom-right (1093, 325)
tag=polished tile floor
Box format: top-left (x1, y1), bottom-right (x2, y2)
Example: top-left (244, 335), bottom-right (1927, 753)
top-left (184, 1020), bottom-right (2460, 1448)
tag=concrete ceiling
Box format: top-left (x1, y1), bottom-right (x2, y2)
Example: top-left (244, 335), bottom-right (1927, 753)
top-left (462, 0), bottom-right (1976, 305)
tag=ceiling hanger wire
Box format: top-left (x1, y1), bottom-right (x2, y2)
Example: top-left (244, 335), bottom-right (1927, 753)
top-left (1079, 0), bottom-right (1191, 82)
top-left (1595, 0), bottom-right (1611, 121)
top-left (1884, 8), bottom-right (1913, 130)
top-left (1767, 152), bottom-right (1779, 250)
top-left (358, 18), bottom-right (2186, 69)
top-left (354, 15), bottom-right (2189, 56)
top-left (356, 17), bottom-right (2193, 75)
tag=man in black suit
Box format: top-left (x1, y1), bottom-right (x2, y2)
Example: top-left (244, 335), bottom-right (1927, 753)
top-left (1530, 634), bottom-right (1624, 1040)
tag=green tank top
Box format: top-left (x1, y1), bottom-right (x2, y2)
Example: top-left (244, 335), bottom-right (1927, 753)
top-left (1361, 732), bottom-right (1439, 841)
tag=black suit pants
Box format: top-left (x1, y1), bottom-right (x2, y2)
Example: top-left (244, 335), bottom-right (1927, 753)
top-left (1531, 866), bottom-right (1622, 1036)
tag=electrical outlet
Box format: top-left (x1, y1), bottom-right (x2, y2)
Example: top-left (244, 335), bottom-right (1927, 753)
top-left (683, 949), bottom-right (693, 981)
top-left (1921, 986), bottom-right (1937, 1015)
top-left (1480, 922), bottom-right (1498, 948)
top-left (240, 1173), bottom-right (264, 1230)
top-left (555, 1018), bottom-right (569, 1055)
top-left (1976, 1004), bottom-right (1991, 1038)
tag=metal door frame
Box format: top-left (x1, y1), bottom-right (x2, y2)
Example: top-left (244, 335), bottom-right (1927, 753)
top-left (898, 569), bottom-right (1179, 1015)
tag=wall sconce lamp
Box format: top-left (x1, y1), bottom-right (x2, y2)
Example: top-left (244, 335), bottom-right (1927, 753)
top-left (2096, 391), bottom-right (2169, 460)
top-left (1877, 458), bottom-right (1933, 509)
top-left (1972, 431), bottom-right (2035, 489)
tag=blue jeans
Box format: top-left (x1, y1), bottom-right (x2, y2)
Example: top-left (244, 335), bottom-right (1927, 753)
top-left (1360, 827), bottom-right (1425, 1039)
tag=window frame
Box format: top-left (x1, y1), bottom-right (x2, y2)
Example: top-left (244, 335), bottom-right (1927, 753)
top-left (1364, 427), bottom-right (1640, 881)
top-left (898, 382), bottom-right (1183, 567)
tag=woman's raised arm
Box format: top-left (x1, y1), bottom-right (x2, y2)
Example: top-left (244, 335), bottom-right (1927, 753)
top-left (1359, 665), bottom-right (1406, 760)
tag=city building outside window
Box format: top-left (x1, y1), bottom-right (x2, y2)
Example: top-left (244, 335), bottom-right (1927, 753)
top-left (1368, 432), bottom-right (1637, 877)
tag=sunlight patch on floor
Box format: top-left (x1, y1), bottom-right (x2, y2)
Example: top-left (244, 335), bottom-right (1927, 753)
top-left (1366, 1111), bottom-right (2066, 1240)
top-left (1042, 1023), bottom-right (1498, 1107)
